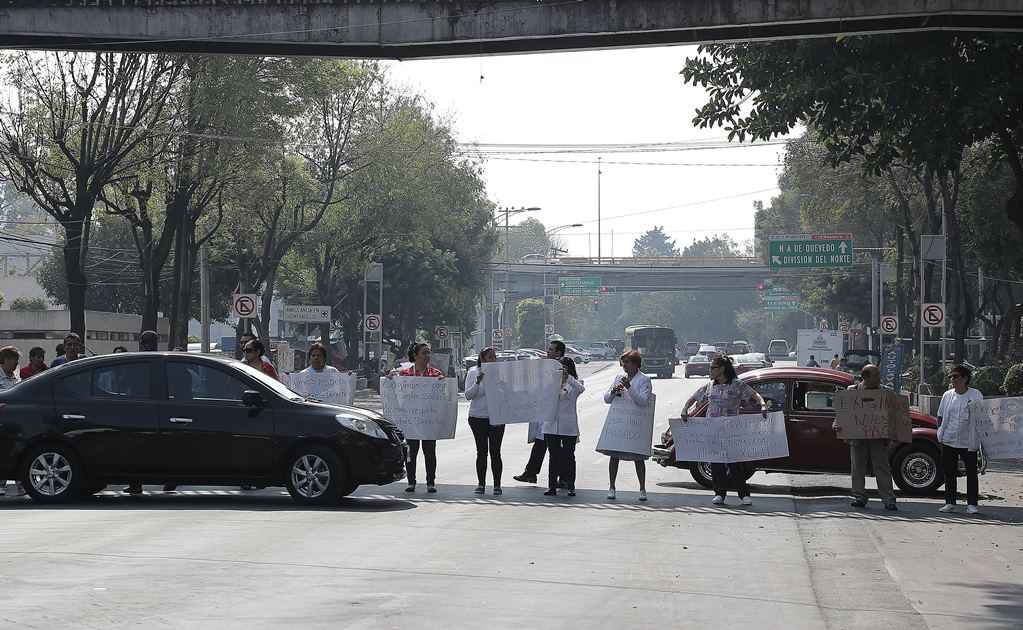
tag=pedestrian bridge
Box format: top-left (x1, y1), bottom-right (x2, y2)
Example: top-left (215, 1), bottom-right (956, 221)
top-left (2, 1), bottom-right (1021, 58)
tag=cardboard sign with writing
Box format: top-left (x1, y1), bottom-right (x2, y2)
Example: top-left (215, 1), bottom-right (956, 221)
top-left (669, 412), bottom-right (788, 463)
top-left (481, 359), bottom-right (563, 425)
top-left (970, 397), bottom-right (1023, 460)
top-left (834, 388), bottom-right (912, 442)
top-left (596, 394), bottom-right (656, 457)
top-left (380, 376), bottom-right (458, 440)
top-left (282, 371), bottom-right (356, 406)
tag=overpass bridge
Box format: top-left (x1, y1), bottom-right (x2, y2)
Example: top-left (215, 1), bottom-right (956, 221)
top-left (1, 1), bottom-right (1021, 58)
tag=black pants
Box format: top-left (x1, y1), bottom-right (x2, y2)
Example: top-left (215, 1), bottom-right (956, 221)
top-left (407, 439), bottom-right (437, 485)
top-left (523, 438), bottom-right (548, 476)
top-left (545, 434), bottom-right (577, 490)
top-left (711, 462), bottom-right (749, 498)
top-left (469, 417), bottom-right (505, 487)
top-left (941, 444), bottom-right (979, 505)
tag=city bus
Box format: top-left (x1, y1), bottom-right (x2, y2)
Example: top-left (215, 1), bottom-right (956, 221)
top-left (623, 325), bottom-right (677, 379)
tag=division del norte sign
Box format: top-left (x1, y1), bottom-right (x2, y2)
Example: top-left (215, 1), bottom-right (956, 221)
top-left (768, 233), bottom-right (853, 269)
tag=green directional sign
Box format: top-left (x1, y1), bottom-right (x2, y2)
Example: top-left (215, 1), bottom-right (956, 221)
top-left (559, 276), bottom-right (600, 295)
top-left (768, 233), bottom-right (853, 269)
top-left (764, 298), bottom-right (800, 312)
top-left (765, 287), bottom-right (798, 298)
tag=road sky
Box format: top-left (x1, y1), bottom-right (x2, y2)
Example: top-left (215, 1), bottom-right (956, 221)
top-left (385, 45), bottom-right (793, 258)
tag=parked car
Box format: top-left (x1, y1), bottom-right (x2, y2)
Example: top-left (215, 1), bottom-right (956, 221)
top-left (517, 348), bottom-right (547, 358)
top-left (768, 339), bottom-right (791, 360)
top-left (684, 355), bottom-right (711, 378)
top-left (652, 367), bottom-right (956, 495)
top-left (565, 345), bottom-right (591, 364)
top-left (588, 341), bottom-right (617, 360)
top-left (495, 352), bottom-right (523, 362)
top-left (0, 353), bottom-right (407, 505)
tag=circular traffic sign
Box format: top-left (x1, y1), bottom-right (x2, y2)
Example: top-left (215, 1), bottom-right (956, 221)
top-left (880, 315), bottom-right (899, 335)
top-left (435, 326), bottom-right (449, 340)
top-left (364, 314), bottom-right (381, 332)
top-left (544, 323), bottom-right (555, 335)
top-left (492, 329), bottom-right (503, 342)
top-left (922, 304), bottom-right (945, 327)
top-left (839, 321), bottom-right (851, 334)
top-left (819, 320), bottom-right (830, 330)
top-left (233, 294), bottom-right (255, 318)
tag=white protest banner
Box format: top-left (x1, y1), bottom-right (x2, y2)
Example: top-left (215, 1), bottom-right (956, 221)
top-left (834, 388), bottom-right (912, 443)
top-left (481, 359), bottom-right (563, 425)
top-left (380, 376), bottom-right (458, 440)
top-left (971, 397), bottom-right (1023, 460)
top-left (282, 371), bottom-right (356, 406)
top-left (596, 393), bottom-right (656, 457)
top-left (670, 412), bottom-right (788, 463)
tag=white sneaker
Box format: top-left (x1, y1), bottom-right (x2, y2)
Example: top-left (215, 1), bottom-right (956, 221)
top-left (966, 505), bottom-right (980, 515)
top-left (606, 488), bottom-right (616, 500)
top-left (741, 496), bottom-right (753, 506)
top-left (638, 490), bottom-right (647, 501)
top-left (938, 503), bottom-right (956, 513)
top-left (712, 495), bottom-right (725, 505)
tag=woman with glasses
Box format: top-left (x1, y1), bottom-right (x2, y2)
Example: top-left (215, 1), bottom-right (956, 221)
top-left (600, 350), bottom-right (652, 501)
top-left (679, 355), bottom-right (767, 506)
top-left (393, 342), bottom-right (445, 493)
top-left (936, 365), bottom-right (984, 514)
top-left (242, 339), bottom-right (279, 380)
top-left (464, 347), bottom-right (505, 495)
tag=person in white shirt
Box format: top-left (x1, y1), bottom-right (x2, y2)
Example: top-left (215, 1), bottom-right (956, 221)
top-left (0, 345), bottom-right (25, 497)
top-left (543, 357), bottom-right (585, 497)
top-left (464, 347), bottom-right (505, 495)
top-left (301, 342), bottom-right (340, 375)
top-left (936, 364), bottom-right (984, 514)
top-left (600, 351), bottom-right (653, 501)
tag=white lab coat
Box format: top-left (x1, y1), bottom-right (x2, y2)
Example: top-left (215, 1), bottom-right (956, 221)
top-left (936, 387), bottom-right (984, 450)
top-left (603, 370), bottom-right (652, 407)
top-left (464, 366), bottom-right (489, 419)
top-left (543, 377), bottom-right (585, 437)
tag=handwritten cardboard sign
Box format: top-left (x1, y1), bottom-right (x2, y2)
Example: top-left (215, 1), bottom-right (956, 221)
top-left (380, 376), bottom-right (458, 440)
top-left (970, 397), bottom-right (1023, 459)
top-left (835, 388), bottom-right (912, 442)
top-left (596, 394), bottom-right (656, 457)
top-left (481, 359), bottom-right (563, 425)
top-left (282, 370), bottom-right (356, 406)
top-left (669, 412), bottom-right (788, 463)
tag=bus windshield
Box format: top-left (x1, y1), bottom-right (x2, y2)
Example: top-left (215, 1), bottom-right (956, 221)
top-left (629, 327), bottom-right (676, 358)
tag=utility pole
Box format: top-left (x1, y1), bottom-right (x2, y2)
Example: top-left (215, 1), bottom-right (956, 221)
top-left (597, 157), bottom-right (602, 263)
top-left (200, 241), bottom-right (210, 353)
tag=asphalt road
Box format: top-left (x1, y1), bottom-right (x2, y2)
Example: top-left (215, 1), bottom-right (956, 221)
top-left (1, 360), bottom-right (1020, 629)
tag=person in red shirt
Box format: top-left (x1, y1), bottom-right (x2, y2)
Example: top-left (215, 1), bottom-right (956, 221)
top-left (242, 339), bottom-right (279, 380)
top-left (394, 342), bottom-right (444, 493)
top-left (19, 346), bottom-right (47, 380)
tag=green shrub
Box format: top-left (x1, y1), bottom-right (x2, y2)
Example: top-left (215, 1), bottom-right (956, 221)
top-left (1002, 364), bottom-right (1023, 396)
top-left (973, 366), bottom-right (1007, 396)
top-left (8, 297), bottom-right (48, 311)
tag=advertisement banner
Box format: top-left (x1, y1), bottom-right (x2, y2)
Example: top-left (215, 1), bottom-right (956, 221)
top-left (381, 376), bottom-right (458, 440)
top-left (595, 394), bottom-right (656, 458)
top-left (481, 359), bottom-right (563, 425)
top-left (282, 371), bottom-right (356, 406)
top-left (879, 344), bottom-right (903, 393)
top-left (796, 329), bottom-right (843, 367)
top-left (670, 412), bottom-right (788, 463)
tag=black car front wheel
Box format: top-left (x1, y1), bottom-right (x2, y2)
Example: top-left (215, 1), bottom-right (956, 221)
top-left (21, 443), bottom-right (83, 503)
top-left (891, 443), bottom-right (943, 495)
top-left (689, 462), bottom-right (753, 490)
top-left (284, 445), bottom-right (348, 505)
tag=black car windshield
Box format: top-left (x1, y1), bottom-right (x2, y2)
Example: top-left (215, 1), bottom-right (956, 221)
top-left (236, 361), bottom-right (304, 400)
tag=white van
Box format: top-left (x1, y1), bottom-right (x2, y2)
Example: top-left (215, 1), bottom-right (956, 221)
top-left (768, 339), bottom-right (790, 360)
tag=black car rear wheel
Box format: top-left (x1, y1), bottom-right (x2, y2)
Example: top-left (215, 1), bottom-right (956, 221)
top-left (892, 443), bottom-right (943, 495)
top-left (285, 445), bottom-right (348, 505)
top-left (689, 462), bottom-right (753, 490)
top-left (21, 444), bottom-right (83, 503)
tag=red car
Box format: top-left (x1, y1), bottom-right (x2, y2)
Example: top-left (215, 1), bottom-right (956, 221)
top-left (684, 355), bottom-right (711, 378)
top-left (653, 367), bottom-right (962, 495)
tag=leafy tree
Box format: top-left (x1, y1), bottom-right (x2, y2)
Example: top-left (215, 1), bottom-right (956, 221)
top-left (502, 217), bottom-right (551, 261)
top-left (516, 298), bottom-right (549, 349)
top-left (632, 226), bottom-right (679, 258)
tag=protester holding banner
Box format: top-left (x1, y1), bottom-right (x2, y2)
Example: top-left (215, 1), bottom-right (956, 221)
top-left (837, 364), bottom-right (898, 511)
top-left (243, 339), bottom-right (279, 380)
top-left (514, 340), bottom-right (566, 485)
top-left (302, 342), bottom-right (340, 376)
top-left (601, 351), bottom-right (652, 501)
top-left (936, 365), bottom-right (984, 514)
top-left (680, 355), bottom-right (767, 506)
top-left (543, 358), bottom-right (585, 497)
top-left (465, 347), bottom-right (506, 495)
top-left (396, 342), bottom-right (445, 493)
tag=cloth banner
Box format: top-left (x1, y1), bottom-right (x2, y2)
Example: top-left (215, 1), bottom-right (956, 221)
top-left (481, 359), bottom-right (563, 425)
top-left (669, 412), bottom-right (789, 463)
top-left (834, 388), bottom-right (912, 443)
top-left (282, 371), bottom-right (356, 406)
top-left (381, 376), bottom-right (458, 440)
top-left (970, 397), bottom-right (1023, 460)
top-left (595, 393), bottom-right (656, 457)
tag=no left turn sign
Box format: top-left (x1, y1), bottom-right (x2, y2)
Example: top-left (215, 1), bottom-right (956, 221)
top-left (233, 293), bottom-right (256, 319)
top-left (921, 303), bottom-right (945, 328)
top-left (364, 314), bottom-right (381, 332)
top-left (880, 315), bottom-right (899, 335)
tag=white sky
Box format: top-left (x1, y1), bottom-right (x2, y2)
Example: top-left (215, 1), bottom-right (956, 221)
top-left (384, 45), bottom-right (793, 258)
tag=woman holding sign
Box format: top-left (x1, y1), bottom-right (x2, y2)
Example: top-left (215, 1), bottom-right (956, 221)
top-left (302, 342), bottom-right (340, 375)
top-left (464, 347), bottom-right (506, 495)
top-left (680, 356), bottom-right (767, 506)
top-left (936, 364), bottom-right (984, 514)
top-left (543, 357), bottom-right (585, 497)
top-left (601, 351), bottom-right (652, 501)
top-left (396, 343), bottom-right (445, 493)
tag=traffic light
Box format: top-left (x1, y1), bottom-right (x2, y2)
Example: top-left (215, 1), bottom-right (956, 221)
top-left (757, 282), bottom-right (766, 291)
top-left (593, 299), bottom-right (599, 311)
top-left (600, 286), bottom-right (616, 294)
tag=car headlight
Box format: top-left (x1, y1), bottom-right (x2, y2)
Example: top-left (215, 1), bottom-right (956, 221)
top-left (336, 414), bottom-right (388, 439)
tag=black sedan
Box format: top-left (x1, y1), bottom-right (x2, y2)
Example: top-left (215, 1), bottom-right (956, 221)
top-left (0, 352), bottom-right (407, 505)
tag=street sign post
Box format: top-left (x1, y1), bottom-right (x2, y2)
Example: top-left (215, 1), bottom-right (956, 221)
top-left (768, 233), bottom-right (854, 269)
top-left (435, 326), bottom-right (449, 340)
top-left (839, 321), bottom-right (851, 334)
top-left (282, 305), bottom-right (331, 323)
top-left (364, 314), bottom-right (381, 332)
top-left (544, 323), bottom-right (555, 336)
top-left (921, 303), bottom-right (945, 328)
top-left (880, 315), bottom-right (899, 336)
top-left (232, 293), bottom-right (257, 319)
top-left (559, 277), bottom-right (601, 295)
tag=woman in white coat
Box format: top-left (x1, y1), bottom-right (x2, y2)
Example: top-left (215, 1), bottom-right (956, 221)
top-left (464, 347), bottom-right (505, 495)
top-left (937, 364), bottom-right (984, 514)
top-left (600, 351), bottom-right (652, 501)
top-left (543, 357), bottom-right (585, 497)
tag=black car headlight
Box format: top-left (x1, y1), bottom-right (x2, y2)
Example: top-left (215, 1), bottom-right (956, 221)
top-left (336, 414), bottom-right (388, 439)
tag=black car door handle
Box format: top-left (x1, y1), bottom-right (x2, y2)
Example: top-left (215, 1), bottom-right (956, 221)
top-left (61, 414), bottom-right (86, 421)
top-left (169, 417), bottom-right (194, 424)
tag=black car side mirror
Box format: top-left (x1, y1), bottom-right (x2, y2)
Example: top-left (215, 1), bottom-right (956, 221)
top-left (242, 390), bottom-right (264, 407)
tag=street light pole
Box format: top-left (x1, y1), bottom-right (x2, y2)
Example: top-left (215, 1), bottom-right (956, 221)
top-left (493, 206), bottom-right (540, 348)
top-left (543, 223), bottom-right (582, 341)
top-left (597, 156), bottom-right (602, 264)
